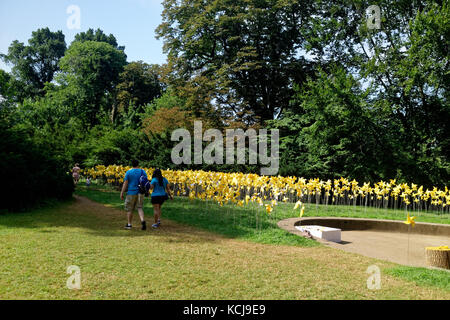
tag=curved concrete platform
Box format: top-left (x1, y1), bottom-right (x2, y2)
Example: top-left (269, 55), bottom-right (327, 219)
top-left (278, 217), bottom-right (450, 267)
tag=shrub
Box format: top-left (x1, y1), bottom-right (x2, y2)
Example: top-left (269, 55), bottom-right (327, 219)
top-left (0, 119), bottom-right (74, 212)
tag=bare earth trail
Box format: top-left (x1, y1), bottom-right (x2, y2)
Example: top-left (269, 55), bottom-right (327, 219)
top-left (1, 195), bottom-right (448, 299)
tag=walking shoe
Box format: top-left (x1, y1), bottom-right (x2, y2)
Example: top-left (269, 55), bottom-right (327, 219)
top-left (124, 224), bottom-right (132, 230)
top-left (141, 221), bottom-right (147, 231)
top-left (152, 223), bottom-right (159, 229)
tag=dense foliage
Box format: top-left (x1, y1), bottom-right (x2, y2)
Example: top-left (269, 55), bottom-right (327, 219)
top-left (0, 113), bottom-right (74, 211)
top-left (0, 0), bottom-right (448, 202)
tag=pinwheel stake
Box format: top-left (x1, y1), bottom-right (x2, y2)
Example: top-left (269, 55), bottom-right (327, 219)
top-left (403, 213), bottom-right (416, 265)
top-left (293, 201), bottom-right (305, 218)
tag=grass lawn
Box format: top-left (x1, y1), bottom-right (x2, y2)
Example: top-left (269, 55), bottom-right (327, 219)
top-left (75, 184), bottom-right (449, 247)
top-left (0, 184), bottom-right (448, 299)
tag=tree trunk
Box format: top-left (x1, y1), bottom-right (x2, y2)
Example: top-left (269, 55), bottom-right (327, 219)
top-left (110, 102), bottom-right (117, 124)
top-left (426, 247), bottom-right (450, 270)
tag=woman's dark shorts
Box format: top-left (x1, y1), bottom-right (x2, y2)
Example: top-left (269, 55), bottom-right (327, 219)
top-left (151, 194), bottom-right (169, 205)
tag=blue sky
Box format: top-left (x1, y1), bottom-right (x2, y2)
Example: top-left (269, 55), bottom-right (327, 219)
top-left (0, 0), bottom-right (167, 72)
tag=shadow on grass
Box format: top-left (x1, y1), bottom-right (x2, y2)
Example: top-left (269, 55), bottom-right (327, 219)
top-left (0, 185), bottom-right (317, 247)
top-left (75, 186), bottom-right (319, 246)
top-left (1, 186), bottom-right (318, 247)
top-left (0, 195), bottom-right (223, 245)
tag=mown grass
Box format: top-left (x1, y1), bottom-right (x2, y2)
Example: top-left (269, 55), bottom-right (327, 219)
top-left (75, 184), bottom-right (450, 244)
top-left (73, 184), bottom-right (450, 293)
top-left (77, 185), bottom-right (450, 290)
top-left (1, 192), bottom-right (449, 299)
top-left (75, 184), bottom-right (320, 247)
top-left (385, 266), bottom-right (450, 291)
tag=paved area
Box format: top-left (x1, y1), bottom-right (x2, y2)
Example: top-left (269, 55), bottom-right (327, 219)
top-left (278, 218), bottom-right (450, 267)
top-left (324, 230), bottom-right (449, 267)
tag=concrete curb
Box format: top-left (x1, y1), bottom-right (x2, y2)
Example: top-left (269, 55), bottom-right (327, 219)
top-left (278, 217), bottom-right (450, 237)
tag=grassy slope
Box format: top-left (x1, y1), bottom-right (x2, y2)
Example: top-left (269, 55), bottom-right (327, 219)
top-left (74, 185), bottom-right (449, 292)
top-left (75, 184), bottom-right (450, 245)
top-left (384, 266), bottom-right (449, 292)
top-left (75, 185), bottom-right (320, 247)
top-left (0, 185), bottom-right (448, 299)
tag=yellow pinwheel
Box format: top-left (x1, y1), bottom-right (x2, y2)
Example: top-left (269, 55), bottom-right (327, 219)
top-left (86, 164), bottom-right (449, 217)
top-left (403, 213), bottom-right (416, 227)
top-left (293, 200), bottom-right (302, 210)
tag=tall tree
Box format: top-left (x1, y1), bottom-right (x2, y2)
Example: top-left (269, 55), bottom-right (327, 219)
top-left (73, 28), bottom-right (125, 51)
top-left (0, 69), bottom-right (14, 101)
top-left (58, 41), bottom-right (127, 127)
top-left (1, 28), bottom-right (66, 100)
top-left (116, 61), bottom-right (164, 115)
top-left (288, 0), bottom-right (450, 185)
top-left (157, 0), bottom-right (316, 125)
top-left (279, 66), bottom-right (396, 181)
top-left (0, 69), bottom-right (16, 113)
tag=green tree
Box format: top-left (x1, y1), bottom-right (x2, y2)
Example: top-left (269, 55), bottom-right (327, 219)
top-left (279, 67), bottom-right (395, 181)
top-left (115, 61), bottom-right (164, 117)
top-left (0, 114), bottom-right (74, 212)
top-left (73, 28), bottom-right (125, 51)
top-left (157, 0), bottom-right (316, 124)
top-left (1, 28), bottom-right (66, 100)
top-left (277, 0), bottom-right (449, 186)
top-left (58, 41), bottom-right (127, 127)
top-left (0, 69), bottom-right (16, 101)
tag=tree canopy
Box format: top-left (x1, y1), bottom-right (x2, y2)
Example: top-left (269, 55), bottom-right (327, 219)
top-left (1, 2), bottom-right (448, 189)
top-left (1, 27), bottom-right (66, 99)
top-left (157, 0), bottom-right (316, 124)
top-left (116, 61), bottom-right (164, 114)
top-left (58, 40), bottom-right (127, 127)
top-left (73, 28), bottom-right (125, 51)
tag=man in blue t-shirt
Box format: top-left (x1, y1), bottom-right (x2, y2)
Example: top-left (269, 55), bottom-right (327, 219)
top-left (120, 160), bottom-right (147, 230)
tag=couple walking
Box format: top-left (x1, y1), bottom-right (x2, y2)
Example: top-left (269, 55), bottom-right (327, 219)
top-left (120, 160), bottom-right (173, 230)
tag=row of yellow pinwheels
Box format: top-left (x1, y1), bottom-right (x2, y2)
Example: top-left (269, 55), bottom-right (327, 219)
top-left (81, 165), bottom-right (450, 213)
